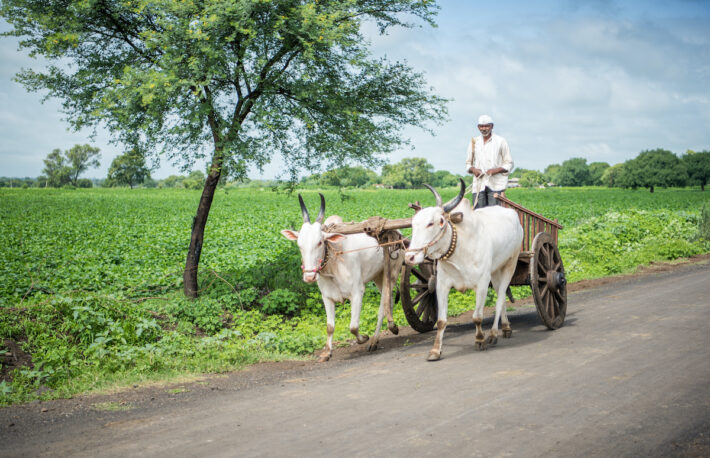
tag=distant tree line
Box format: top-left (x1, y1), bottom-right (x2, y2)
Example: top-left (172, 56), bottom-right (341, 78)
top-left (4, 147), bottom-right (709, 192)
top-left (300, 157), bottom-right (465, 189)
top-left (517, 149), bottom-right (710, 193)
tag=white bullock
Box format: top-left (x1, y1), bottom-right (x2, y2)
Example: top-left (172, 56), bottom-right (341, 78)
top-left (281, 194), bottom-right (404, 362)
top-left (405, 179), bottom-right (523, 361)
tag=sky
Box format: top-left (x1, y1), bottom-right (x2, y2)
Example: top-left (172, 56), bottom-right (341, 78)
top-left (1, 0), bottom-right (709, 180)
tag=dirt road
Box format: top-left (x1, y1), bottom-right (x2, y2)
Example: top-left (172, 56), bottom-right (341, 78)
top-left (2, 260), bottom-right (710, 457)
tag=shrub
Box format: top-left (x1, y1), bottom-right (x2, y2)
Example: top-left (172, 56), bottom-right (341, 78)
top-left (259, 289), bottom-right (301, 315)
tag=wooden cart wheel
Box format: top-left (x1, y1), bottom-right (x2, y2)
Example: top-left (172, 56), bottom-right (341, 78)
top-left (530, 232), bottom-right (567, 330)
top-left (400, 262), bottom-right (438, 333)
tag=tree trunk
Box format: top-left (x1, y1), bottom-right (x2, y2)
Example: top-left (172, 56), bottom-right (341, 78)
top-left (702, 183), bottom-right (705, 191)
top-left (650, 185), bottom-right (654, 193)
top-left (183, 147), bottom-right (223, 298)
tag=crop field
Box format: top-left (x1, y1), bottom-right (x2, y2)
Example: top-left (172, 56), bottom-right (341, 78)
top-left (1, 186), bottom-right (709, 404)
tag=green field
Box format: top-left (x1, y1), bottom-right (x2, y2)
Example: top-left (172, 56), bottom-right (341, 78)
top-left (1, 186), bottom-right (709, 404)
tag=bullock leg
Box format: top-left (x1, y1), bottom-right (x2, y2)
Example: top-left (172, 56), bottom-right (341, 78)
top-left (319, 298), bottom-right (336, 363)
top-left (472, 276), bottom-right (491, 351)
top-left (380, 245), bottom-right (399, 335)
top-left (428, 280), bottom-right (451, 361)
top-left (349, 290), bottom-right (369, 345)
top-left (490, 255), bottom-right (519, 342)
top-left (368, 277), bottom-right (387, 352)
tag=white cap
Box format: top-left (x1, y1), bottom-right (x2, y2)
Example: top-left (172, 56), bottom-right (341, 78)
top-left (477, 114), bottom-right (493, 125)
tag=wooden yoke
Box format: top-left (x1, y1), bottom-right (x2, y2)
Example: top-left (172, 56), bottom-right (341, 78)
top-left (322, 216), bottom-right (413, 235)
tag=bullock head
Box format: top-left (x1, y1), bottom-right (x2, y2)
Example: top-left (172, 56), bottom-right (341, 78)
top-left (405, 179), bottom-right (466, 265)
top-left (281, 193), bottom-right (345, 283)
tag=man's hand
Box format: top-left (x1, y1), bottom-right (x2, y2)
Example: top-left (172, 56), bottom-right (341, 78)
top-left (469, 167), bottom-right (484, 177)
top-left (486, 167), bottom-right (508, 176)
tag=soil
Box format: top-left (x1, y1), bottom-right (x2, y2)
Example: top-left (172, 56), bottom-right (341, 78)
top-left (1, 338), bottom-right (33, 384)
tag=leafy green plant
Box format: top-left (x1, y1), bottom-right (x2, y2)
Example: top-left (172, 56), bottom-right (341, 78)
top-left (698, 203), bottom-right (710, 241)
top-left (260, 289), bottom-right (302, 316)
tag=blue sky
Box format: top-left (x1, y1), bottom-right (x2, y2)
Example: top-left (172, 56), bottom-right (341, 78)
top-left (1, 0), bottom-right (709, 179)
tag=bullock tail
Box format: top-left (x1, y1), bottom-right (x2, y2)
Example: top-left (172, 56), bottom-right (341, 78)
top-left (394, 285), bottom-right (401, 304)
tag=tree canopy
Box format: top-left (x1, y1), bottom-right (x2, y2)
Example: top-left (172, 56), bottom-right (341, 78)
top-left (682, 150), bottom-right (710, 191)
top-left (3, 0), bottom-right (447, 296)
top-left (555, 157), bottom-right (590, 187)
top-left (381, 157), bottom-right (434, 189)
top-left (107, 148), bottom-right (151, 188)
top-left (42, 144), bottom-right (101, 187)
top-left (617, 149), bottom-right (688, 192)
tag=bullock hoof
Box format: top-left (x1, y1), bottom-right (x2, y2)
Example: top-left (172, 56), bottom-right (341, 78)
top-left (427, 350), bottom-right (441, 361)
top-left (474, 340), bottom-right (487, 351)
top-left (486, 335), bottom-right (498, 346)
top-left (503, 329), bottom-right (513, 338)
top-left (367, 339), bottom-right (379, 352)
top-left (356, 334), bottom-right (369, 345)
top-left (388, 323), bottom-right (399, 335)
top-left (317, 352), bottom-right (332, 363)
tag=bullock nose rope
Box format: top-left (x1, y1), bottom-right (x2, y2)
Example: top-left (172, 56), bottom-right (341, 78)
top-left (404, 216), bottom-right (457, 261)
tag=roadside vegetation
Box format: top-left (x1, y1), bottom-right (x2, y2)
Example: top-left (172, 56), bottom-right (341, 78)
top-left (1, 186), bottom-right (709, 405)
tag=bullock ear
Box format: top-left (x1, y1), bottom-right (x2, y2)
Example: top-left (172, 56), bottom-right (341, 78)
top-left (325, 233), bottom-right (345, 243)
top-left (439, 217), bottom-right (445, 227)
top-left (281, 229), bottom-right (299, 241)
top-left (450, 212), bottom-right (464, 224)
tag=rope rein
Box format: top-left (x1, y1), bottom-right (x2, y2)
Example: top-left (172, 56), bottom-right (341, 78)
top-left (328, 238), bottom-right (406, 257)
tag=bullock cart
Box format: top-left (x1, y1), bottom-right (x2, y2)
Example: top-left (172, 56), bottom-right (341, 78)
top-left (323, 193), bottom-right (566, 334)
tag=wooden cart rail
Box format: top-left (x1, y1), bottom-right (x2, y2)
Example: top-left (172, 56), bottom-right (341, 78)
top-left (495, 193), bottom-right (563, 251)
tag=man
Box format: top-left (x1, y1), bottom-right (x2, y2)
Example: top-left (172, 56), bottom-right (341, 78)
top-left (466, 114), bottom-right (513, 209)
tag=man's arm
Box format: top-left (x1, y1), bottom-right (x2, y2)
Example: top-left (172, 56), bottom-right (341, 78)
top-left (486, 138), bottom-right (513, 176)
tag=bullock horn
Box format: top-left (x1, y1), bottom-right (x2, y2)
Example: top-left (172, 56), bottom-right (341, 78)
top-left (424, 184), bottom-right (443, 208)
top-left (315, 193), bottom-right (326, 224)
top-left (443, 178), bottom-right (466, 213)
top-left (298, 194), bottom-right (311, 223)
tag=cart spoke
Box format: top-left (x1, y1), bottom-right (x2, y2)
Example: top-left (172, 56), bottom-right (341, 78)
top-left (411, 282), bottom-right (428, 291)
top-left (411, 268), bottom-right (427, 283)
top-left (416, 298), bottom-right (429, 317)
top-left (546, 244), bottom-right (553, 267)
top-left (411, 290), bottom-right (427, 306)
top-left (537, 257), bottom-right (547, 273)
top-left (553, 289), bottom-right (564, 307)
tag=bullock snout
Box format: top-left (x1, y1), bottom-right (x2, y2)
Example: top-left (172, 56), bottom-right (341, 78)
top-left (303, 272), bottom-right (319, 283)
top-left (405, 251), bottom-right (424, 266)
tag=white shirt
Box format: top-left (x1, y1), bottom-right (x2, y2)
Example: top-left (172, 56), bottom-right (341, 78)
top-left (465, 133), bottom-right (514, 192)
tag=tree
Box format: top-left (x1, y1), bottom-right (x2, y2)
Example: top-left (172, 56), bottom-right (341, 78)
top-left (509, 168), bottom-right (534, 179)
top-left (556, 157), bottom-right (590, 187)
top-left (429, 170), bottom-right (459, 188)
top-left (588, 162), bottom-right (610, 186)
top-left (41, 144), bottom-right (100, 187)
top-left (519, 170), bottom-right (546, 188)
top-left (617, 149), bottom-right (688, 193)
top-left (3, 0), bottom-right (447, 297)
top-left (107, 149), bottom-right (151, 188)
top-left (682, 150), bottom-right (710, 191)
top-left (183, 170), bottom-right (206, 190)
top-left (381, 157), bottom-right (434, 189)
top-left (320, 166), bottom-right (377, 187)
top-left (42, 148), bottom-right (72, 187)
top-left (543, 164), bottom-right (561, 184)
top-left (65, 144), bottom-right (101, 186)
top-left (601, 163), bottom-right (625, 187)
